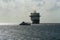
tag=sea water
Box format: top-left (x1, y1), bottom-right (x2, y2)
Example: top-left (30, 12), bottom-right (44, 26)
top-left (0, 23), bottom-right (60, 40)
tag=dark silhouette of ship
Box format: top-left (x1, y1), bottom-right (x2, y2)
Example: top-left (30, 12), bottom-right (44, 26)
top-left (20, 22), bottom-right (31, 25)
top-left (20, 10), bottom-right (40, 25)
top-left (30, 10), bottom-right (40, 24)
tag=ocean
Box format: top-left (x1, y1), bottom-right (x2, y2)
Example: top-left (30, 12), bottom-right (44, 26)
top-left (0, 23), bottom-right (60, 40)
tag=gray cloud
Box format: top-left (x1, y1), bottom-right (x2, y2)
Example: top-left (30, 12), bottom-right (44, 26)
top-left (48, 5), bottom-right (60, 11)
top-left (2, 0), bottom-right (15, 3)
top-left (32, 0), bottom-right (42, 1)
top-left (56, 0), bottom-right (60, 2)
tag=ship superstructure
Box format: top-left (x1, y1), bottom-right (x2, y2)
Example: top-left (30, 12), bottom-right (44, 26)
top-left (30, 10), bottom-right (40, 24)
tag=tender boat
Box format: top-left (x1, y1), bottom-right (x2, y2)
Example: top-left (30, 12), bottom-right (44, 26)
top-left (19, 22), bottom-right (31, 25)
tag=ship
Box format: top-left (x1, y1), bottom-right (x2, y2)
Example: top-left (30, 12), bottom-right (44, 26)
top-left (30, 10), bottom-right (40, 24)
top-left (19, 10), bottom-right (41, 25)
top-left (20, 22), bottom-right (31, 25)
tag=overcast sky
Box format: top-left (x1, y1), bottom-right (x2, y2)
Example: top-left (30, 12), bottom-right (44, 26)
top-left (0, 0), bottom-right (60, 23)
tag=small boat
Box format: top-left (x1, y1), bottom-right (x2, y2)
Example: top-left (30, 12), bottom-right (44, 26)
top-left (19, 22), bottom-right (31, 25)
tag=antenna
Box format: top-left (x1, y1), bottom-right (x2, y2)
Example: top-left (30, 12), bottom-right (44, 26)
top-left (34, 10), bottom-right (36, 13)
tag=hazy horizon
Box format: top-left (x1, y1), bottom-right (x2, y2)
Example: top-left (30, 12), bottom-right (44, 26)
top-left (0, 0), bottom-right (60, 23)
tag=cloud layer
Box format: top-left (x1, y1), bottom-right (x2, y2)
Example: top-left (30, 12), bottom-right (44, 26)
top-left (0, 0), bottom-right (60, 23)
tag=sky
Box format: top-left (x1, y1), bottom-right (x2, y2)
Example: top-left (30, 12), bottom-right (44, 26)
top-left (0, 0), bottom-right (60, 23)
